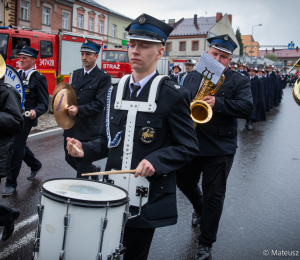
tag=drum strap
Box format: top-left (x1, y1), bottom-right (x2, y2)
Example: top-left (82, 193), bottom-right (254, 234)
top-left (107, 74), bottom-right (169, 207)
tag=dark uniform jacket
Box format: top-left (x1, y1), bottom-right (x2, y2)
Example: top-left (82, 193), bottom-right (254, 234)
top-left (268, 72), bottom-right (277, 108)
top-left (23, 71), bottom-right (49, 127)
top-left (64, 65), bottom-right (111, 141)
top-left (183, 68), bottom-right (253, 156)
top-left (178, 72), bottom-right (187, 84)
top-left (239, 70), bottom-right (250, 78)
top-left (81, 71), bottom-right (199, 228)
top-left (250, 76), bottom-right (266, 122)
top-left (261, 76), bottom-right (270, 112)
top-left (0, 78), bottom-right (24, 177)
top-left (169, 74), bottom-right (180, 83)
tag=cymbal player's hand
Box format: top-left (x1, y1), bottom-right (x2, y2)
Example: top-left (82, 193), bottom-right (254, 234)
top-left (67, 105), bottom-right (78, 117)
top-left (29, 109), bottom-right (36, 119)
top-left (201, 96), bottom-right (215, 108)
top-left (135, 159), bottom-right (155, 178)
top-left (66, 137), bottom-right (84, 158)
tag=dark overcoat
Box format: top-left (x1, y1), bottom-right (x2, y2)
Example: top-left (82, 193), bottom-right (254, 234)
top-left (63, 65), bottom-right (111, 141)
top-left (252, 76), bottom-right (266, 122)
top-left (81, 72), bottom-right (199, 229)
top-left (23, 72), bottom-right (48, 127)
top-left (183, 68), bottom-right (253, 156)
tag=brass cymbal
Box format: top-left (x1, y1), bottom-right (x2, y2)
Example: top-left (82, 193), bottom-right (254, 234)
top-left (52, 82), bottom-right (76, 109)
top-left (53, 88), bottom-right (78, 130)
top-left (0, 54), bottom-right (6, 79)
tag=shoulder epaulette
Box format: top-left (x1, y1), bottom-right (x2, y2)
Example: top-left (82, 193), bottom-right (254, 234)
top-left (164, 79), bottom-right (184, 93)
top-left (232, 70), bottom-right (244, 77)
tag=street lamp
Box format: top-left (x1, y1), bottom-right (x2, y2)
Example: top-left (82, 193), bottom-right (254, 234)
top-left (251, 24), bottom-right (262, 66)
top-left (4, 0), bottom-right (10, 26)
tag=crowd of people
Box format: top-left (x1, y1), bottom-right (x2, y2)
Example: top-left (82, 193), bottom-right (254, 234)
top-left (0, 11), bottom-right (298, 260)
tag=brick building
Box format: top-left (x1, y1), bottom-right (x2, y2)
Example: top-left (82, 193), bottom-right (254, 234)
top-left (241, 35), bottom-right (260, 57)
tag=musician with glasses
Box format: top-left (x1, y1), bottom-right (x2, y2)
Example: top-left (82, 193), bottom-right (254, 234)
top-left (176, 35), bottom-right (253, 260)
top-left (66, 13), bottom-right (199, 260)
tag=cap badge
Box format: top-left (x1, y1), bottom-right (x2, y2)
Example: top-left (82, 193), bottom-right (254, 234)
top-left (139, 16), bottom-right (146, 25)
top-left (84, 39), bottom-right (88, 44)
top-left (139, 127), bottom-right (156, 144)
top-left (224, 35), bottom-right (229, 41)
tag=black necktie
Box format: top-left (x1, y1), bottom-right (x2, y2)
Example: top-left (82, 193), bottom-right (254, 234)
top-left (130, 84), bottom-right (141, 101)
top-left (22, 71), bottom-right (26, 80)
top-left (84, 72), bottom-right (88, 78)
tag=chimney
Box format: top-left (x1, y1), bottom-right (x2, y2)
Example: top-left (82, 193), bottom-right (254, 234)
top-left (216, 12), bottom-right (222, 22)
top-left (168, 19), bottom-right (175, 25)
top-left (272, 48), bottom-right (275, 53)
top-left (194, 14), bottom-right (199, 29)
top-left (297, 46), bottom-right (299, 52)
top-left (228, 14), bottom-right (232, 24)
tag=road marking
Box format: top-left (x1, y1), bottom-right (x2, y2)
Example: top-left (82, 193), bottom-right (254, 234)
top-left (0, 230), bottom-right (35, 259)
top-left (28, 127), bottom-right (62, 138)
top-left (14, 214), bottom-right (38, 233)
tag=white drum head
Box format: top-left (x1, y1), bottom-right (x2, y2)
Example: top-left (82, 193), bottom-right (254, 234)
top-left (43, 179), bottom-right (127, 203)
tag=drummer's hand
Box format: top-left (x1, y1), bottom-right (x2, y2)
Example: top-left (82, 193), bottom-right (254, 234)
top-left (67, 105), bottom-right (78, 117)
top-left (201, 96), bottom-right (215, 108)
top-left (135, 159), bottom-right (155, 178)
top-left (29, 109), bottom-right (36, 119)
top-left (66, 137), bottom-right (84, 158)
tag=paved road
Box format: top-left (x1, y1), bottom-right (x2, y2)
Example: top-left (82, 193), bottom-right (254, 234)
top-left (0, 86), bottom-right (300, 260)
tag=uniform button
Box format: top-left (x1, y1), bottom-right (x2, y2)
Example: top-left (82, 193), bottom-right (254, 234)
top-left (78, 97), bottom-right (80, 100)
top-left (229, 132), bottom-right (231, 134)
top-left (222, 93), bottom-right (224, 95)
top-left (161, 187), bottom-right (163, 190)
top-left (89, 86), bottom-right (91, 88)
top-left (147, 121), bottom-right (150, 124)
top-left (120, 156), bottom-right (123, 160)
top-left (111, 117), bottom-right (113, 119)
top-left (80, 89), bottom-right (83, 91)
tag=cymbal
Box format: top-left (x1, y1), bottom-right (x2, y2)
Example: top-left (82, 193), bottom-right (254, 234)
top-left (0, 55), bottom-right (6, 79)
top-left (52, 82), bottom-right (76, 109)
top-left (53, 88), bottom-right (78, 130)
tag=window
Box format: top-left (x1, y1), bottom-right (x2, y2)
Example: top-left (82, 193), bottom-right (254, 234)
top-left (40, 40), bottom-right (53, 59)
top-left (179, 41), bottom-right (186, 51)
top-left (0, 34), bottom-right (9, 55)
top-left (10, 37), bottom-right (30, 59)
top-left (99, 20), bottom-right (104, 34)
top-left (78, 14), bottom-right (83, 29)
top-left (192, 41), bottom-right (199, 51)
top-left (166, 42), bottom-right (172, 51)
top-left (89, 17), bottom-right (94, 31)
top-left (103, 50), bottom-right (129, 63)
top-left (21, 1), bottom-right (29, 20)
top-left (43, 7), bottom-right (50, 25)
top-left (112, 24), bottom-right (117, 37)
top-left (123, 27), bottom-right (126, 39)
top-left (62, 13), bottom-right (69, 30)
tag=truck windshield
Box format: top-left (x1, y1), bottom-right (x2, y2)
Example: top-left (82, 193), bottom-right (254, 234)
top-left (0, 34), bottom-right (9, 55)
top-left (103, 50), bottom-right (129, 63)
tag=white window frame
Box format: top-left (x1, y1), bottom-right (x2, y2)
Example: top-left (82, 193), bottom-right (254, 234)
top-left (99, 20), bottom-right (104, 34)
top-left (112, 24), bottom-right (117, 37)
top-left (123, 27), bottom-right (127, 39)
top-left (62, 12), bottom-right (69, 30)
top-left (42, 6), bottom-right (50, 25)
top-left (20, 0), bottom-right (29, 20)
top-left (89, 17), bottom-right (94, 31)
top-left (78, 13), bottom-right (83, 29)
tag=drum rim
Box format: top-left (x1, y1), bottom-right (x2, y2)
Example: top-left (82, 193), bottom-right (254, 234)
top-left (6, 64), bottom-right (25, 109)
top-left (41, 178), bottom-right (129, 208)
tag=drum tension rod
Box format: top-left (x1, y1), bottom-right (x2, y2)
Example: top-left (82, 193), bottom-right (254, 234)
top-left (98, 202), bottom-right (109, 260)
top-left (32, 189), bottom-right (44, 257)
top-left (59, 199), bottom-right (71, 260)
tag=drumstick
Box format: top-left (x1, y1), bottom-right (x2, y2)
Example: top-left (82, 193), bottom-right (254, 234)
top-left (82, 169), bottom-right (136, 176)
top-left (72, 143), bottom-right (82, 154)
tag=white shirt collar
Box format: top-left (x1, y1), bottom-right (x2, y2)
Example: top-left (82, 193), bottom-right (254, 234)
top-left (23, 67), bottom-right (35, 77)
top-left (84, 64), bottom-right (96, 74)
top-left (129, 71), bottom-right (156, 97)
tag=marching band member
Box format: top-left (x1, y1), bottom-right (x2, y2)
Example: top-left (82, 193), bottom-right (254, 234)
top-left (64, 40), bottom-right (111, 180)
top-left (3, 46), bottom-right (49, 196)
top-left (170, 64), bottom-right (182, 83)
top-left (178, 59), bottom-right (197, 85)
top-left (176, 35), bottom-right (253, 260)
top-left (67, 13), bottom-right (199, 260)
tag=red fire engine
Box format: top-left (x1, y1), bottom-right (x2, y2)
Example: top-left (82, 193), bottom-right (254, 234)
top-left (102, 49), bottom-right (132, 79)
top-left (0, 27), bottom-right (103, 98)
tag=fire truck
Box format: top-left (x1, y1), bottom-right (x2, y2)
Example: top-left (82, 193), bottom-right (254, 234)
top-left (0, 26), bottom-right (103, 104)
top-left (102, 49), bottom-right (132, 79)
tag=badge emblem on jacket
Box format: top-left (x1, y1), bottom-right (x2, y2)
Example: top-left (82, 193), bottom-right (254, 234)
top-left (25, 88), bottom-right (30, 94)
top-left (139, 127), bottom-right (156, 144)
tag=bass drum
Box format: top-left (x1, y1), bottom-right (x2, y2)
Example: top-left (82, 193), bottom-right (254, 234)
top-left (5, 65), bottom-right (25, 109)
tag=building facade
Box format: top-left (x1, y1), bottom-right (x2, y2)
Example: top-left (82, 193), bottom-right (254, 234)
top-left (166, 13), bottom-right (239, 60)
top-left (0, 0), bottom-right (16, 27)
top-left (241, 35), bottom-right (260, 57)
top-left (106, 10), bottom-right (132, 49)
top-left (16, 0), bottom-right (73, 31)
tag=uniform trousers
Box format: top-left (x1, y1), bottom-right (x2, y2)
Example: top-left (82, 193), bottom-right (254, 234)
top-left (0, 205), bottom-right (15, 226)
top-left (123, 227), bottom-right (155, 260)
top-left (176, 154), bottom-right (234, 247)
top-left (63, 138), bottom-right (98, 180)
top-left (6, 125), bottom-right (42, 188)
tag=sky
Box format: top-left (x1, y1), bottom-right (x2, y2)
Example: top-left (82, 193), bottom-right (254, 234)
top-left (96, 0), bottom-right (299, 50)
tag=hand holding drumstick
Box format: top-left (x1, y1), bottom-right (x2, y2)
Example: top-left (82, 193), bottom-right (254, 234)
top-left (66, 137), bottom-right (84, 157)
